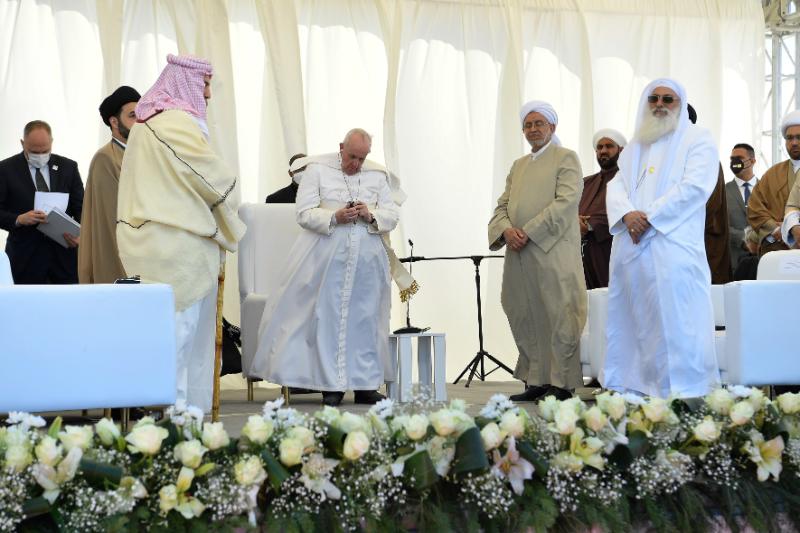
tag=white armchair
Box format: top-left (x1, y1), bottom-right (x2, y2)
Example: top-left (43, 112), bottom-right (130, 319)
top-left (0, 251), bottom-right (12, 285)
top-left (757, 249), bottom-right (800, 280)
top-left (238, 203), bottom-right (304, 400)
top-left (0, 284), bottom-right (176, 413)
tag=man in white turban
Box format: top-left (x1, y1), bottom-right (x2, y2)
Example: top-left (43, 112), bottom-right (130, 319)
top-left (488, 100), bottom-right (586, 402)
top-left (750, 110), bottom-right (800, 256)
top-left (579, 129), bottom-right (626, 289)
top-left (603, 78), bottom-right (720, 399)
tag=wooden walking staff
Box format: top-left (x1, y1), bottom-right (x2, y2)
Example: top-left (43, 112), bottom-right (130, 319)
top-left (212, 262), bottom-right (225, 422)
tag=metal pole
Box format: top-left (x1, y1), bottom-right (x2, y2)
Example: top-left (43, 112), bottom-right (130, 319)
top-left (773, 32), bottom-right (783, 166)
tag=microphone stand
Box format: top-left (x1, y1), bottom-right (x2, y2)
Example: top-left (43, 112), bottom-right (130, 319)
top-left (393, 239), bottom-right (429, 334)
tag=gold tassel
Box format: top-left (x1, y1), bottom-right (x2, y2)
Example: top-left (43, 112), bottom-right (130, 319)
top-left (400, 280), bottom-right (420, 303)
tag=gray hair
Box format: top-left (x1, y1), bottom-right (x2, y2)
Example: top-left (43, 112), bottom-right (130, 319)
top-left (342, 128), bottom-right (372, 147)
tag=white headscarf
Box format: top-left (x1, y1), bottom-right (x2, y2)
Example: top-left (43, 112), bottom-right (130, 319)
top-left (592, 128), bottom-right (627, 148)
top-left (519, 100), bottom-right (561, 147)
top-left (781, 110), bottom-right (800, 137)
top-left (626, 78), bottom-right (690, 197)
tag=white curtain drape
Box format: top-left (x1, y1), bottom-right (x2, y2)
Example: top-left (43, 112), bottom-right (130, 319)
top-left (0, 0), bottom-right (764, 382)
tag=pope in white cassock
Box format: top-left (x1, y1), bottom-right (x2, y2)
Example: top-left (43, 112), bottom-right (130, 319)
top-left (249, 129), bottom-right (398, 407)
top-left (603, 78), bottom-right (720, 398)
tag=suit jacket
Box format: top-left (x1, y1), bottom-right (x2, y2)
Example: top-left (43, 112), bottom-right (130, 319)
top-left (265, 181), bottom-right (298, 203)
top-left (0, 152), bottom-right (84, 283)
top-left (725, 179), bottom-right (750, 269)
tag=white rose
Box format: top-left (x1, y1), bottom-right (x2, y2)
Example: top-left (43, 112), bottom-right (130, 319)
top-left (34, 436), bottom-right (62, 467)
top-left (499, 411), bottom-right (525, 438)
top-left (449, 399), bottom-right (467, 412)
top-left (583, 406), bottom-right (608, 433)
top-left (5, 445), bottom-right (32, 472)
top-left (596, 392), bottom-right (626, 420)
top-left (241, 416), bottom-right (274, 445)
top-left (201, 422), bottom-right (230, 451)
top-left (343, 430), bottom-right (370, 460)
top-left (287, 426), bottom-right (315, 450)
top-left (279, 438), bottom-right (304, 467)
top-left (126, 424), bottom-right (169, 456)
top-left (234, 455), bottom-right (267, 486)
top-left (706, 388), bottom-right (734, 415)
top-left (480, 423), bottom-right (506, 451)
top-left (430, 409), bottom-right (458, 437)
top-left (158, 484), bottom-right (178, 514)
top-left (730, 401), bottom-right (755, 426)
top-left (642, 398), bottom-right (670, 423)
top-left (368, 412), bottom-right (390, 435)
top-left (778, 392), bottom-right (800, 415)
top-left (339, 412), bottom-right (368, 434)
top-left (58, 425), bottom-right (94, 452)
top-left (452, 411), bottom-right (476, 435)
top-left (389, 415), bottom-right (409, 434)
top-left (746, 388), bottom-right (766, 410)
top-left (133, 416), bottom-right (157, 428)
top-left (95, 418), bottom-right (121, 447)
top-left (554, 405), bottom-right (580, 435)
top-left (173, 440), bottom-right (207, 469)
top-left (693, 417), bottom-right (721, 443)
top-left (404, 414), bottom-right (429, 441)
top-left (538, 395), bottom-right (560, 421)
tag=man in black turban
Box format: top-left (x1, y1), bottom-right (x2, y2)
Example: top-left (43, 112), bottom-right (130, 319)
top-left (78, 85), bottom-right (140, 283)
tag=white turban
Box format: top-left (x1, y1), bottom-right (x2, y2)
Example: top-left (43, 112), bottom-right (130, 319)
top-left (781, 110), bottom-right (800, 136)
top-left (592, 128), bottom-right (627, 148)
top-left (519, 100), bottom-right (558, 127)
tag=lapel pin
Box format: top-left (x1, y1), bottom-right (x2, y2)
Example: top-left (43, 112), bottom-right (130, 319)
top-left (52, 165), bottom-right (58, 171)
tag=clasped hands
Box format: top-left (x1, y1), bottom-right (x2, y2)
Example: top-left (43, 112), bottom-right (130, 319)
top-left (623, 210), bottom-right (650, 244)
top-left (503, 227), bottom-right (529, 252)
top-left (16, 209), bottom-right (79, 248)
top-left (335, 201), bottom-right (372, 225)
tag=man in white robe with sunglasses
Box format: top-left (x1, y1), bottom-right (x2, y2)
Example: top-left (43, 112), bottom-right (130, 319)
top-left (604, 78), bottom-right (720, 398)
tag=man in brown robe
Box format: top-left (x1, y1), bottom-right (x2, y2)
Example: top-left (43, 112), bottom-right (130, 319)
top-left (748, 110), bottom-right (800, 256)
top-left (687, 104), bottom-right (732, 283)
top-left (78, 86), bottom-right (140, 283)
top-left (489, 100), bottom-right (586, 402)
top-left (704, 166), bottom-right (732, 283)
top-left (579, 129), bottom-right (626, 289)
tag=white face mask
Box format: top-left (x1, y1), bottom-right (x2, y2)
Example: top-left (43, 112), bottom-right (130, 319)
top-left (27, 152), bottom-right (50, 169)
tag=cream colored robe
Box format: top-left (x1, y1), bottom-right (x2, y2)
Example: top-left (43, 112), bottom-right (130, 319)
top-left (78, 140), bottom-right (126, 284)
top-left (117, 109), bottom-right (246, 310)
top-left (488, 144), bottom-right (587, 389)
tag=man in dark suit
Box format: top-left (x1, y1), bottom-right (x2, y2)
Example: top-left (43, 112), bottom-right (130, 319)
top-left (726, 143), bottom-right (758, 271)
top-left (265, 153), bottom-right (306, 203)
top-left (0, 120), bottom-right (84, 284)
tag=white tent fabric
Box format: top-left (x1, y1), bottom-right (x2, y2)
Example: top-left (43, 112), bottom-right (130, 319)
top-left (0, 0), bottom-right (764, 382)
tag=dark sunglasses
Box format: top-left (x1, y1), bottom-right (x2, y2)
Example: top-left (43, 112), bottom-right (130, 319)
top-left (647, 94), bottom-right (678, 104)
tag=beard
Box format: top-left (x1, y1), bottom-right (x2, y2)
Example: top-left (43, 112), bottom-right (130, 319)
top-left (597, 152), bottom-right (620, 170)
top-left (634, 108), bottom-right (679, 145)
top-left (118, 123), bottom-right (131, 140)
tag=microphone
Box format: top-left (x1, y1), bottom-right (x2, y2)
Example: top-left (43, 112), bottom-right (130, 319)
top-left (408, 239), bottom-right (414, 247)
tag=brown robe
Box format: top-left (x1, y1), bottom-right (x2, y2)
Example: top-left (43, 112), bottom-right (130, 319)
top-left (579, 166), bottom-right (616, 289)
top-left (78, 140), bottom-right (126, 284)
top-left (747, 159), bottom-right (796, 256)
top-left (704, 165), bottom-right (732, 284)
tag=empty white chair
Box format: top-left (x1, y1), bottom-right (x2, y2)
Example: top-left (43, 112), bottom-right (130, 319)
top-left (586, 288), bottom-right (609, 380)
top-left (238, 203), bottom-right (304, 399)
top-left (757, 249), bottom-right (800, 280)
top-left (0, 284), bottom-right (176, 413)
top-left (710, 284), bottom-right (727, 382)
top-left (723, 280), bottom-right (800, 386)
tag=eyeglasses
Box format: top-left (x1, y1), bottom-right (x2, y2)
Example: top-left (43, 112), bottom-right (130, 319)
top-left (523, 120), bottom-right (550, 129)
top-left (647, 94), bottom-right (678, 104)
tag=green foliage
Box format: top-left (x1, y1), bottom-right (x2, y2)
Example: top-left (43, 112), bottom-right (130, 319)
top-left (452, 426), bottom-right (489, 474)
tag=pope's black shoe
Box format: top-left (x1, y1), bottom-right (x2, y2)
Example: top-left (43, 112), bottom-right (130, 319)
top-left (354, 390), bottom-right (386, 404)
top-left (509, 384), bottom-right (550, 402)
top-left (322, 391), bottom-right (345, 407)
top-left (541, 386), bottom-right (573, 401)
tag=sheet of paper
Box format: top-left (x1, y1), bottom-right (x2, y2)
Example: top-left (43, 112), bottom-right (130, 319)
top-left (34, 192), bottom-right (68, 214)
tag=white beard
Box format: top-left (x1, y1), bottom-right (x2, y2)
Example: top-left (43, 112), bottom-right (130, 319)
top-left (634, 108), bottom-right (679, 145)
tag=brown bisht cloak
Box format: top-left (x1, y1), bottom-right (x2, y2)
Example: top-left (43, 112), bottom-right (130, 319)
top-left (748, 159), bottom-right (795, 256)
top-left (704, 164), bottom-right (732, 284)
top-left (579, 166), bottom-right (617, 288)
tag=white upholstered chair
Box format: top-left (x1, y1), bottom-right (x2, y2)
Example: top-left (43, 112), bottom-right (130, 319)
top-left (0, 251), bottom-right (12, 285)
top-left (0, 284), bottom-right (176, 414)
top-left (579, 288), bottom-right (609, 381)
top-left (238, 203), bottom-right (304, 401)
top-left (710, 284), bottom-right (728, 382)
top-left (756, 249), bottom-right (800, 280)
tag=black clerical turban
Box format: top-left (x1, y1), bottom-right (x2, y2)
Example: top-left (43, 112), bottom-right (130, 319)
top-left (99, 86), bottom-right (141, 126)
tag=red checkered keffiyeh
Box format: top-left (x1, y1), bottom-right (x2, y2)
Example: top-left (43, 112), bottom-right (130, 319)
top-left (136, 54), bottom-right (213, 122)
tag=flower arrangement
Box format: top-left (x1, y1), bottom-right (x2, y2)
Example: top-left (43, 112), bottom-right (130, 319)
top-left (3, 387), bottom-right (800, 532)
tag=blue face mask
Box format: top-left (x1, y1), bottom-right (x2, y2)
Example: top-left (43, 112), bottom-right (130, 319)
top-left (27, 152), bottom-right (50, 169)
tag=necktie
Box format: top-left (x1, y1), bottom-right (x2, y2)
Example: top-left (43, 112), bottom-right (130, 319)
top-left (35, 167), bottom-right (49, 192)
